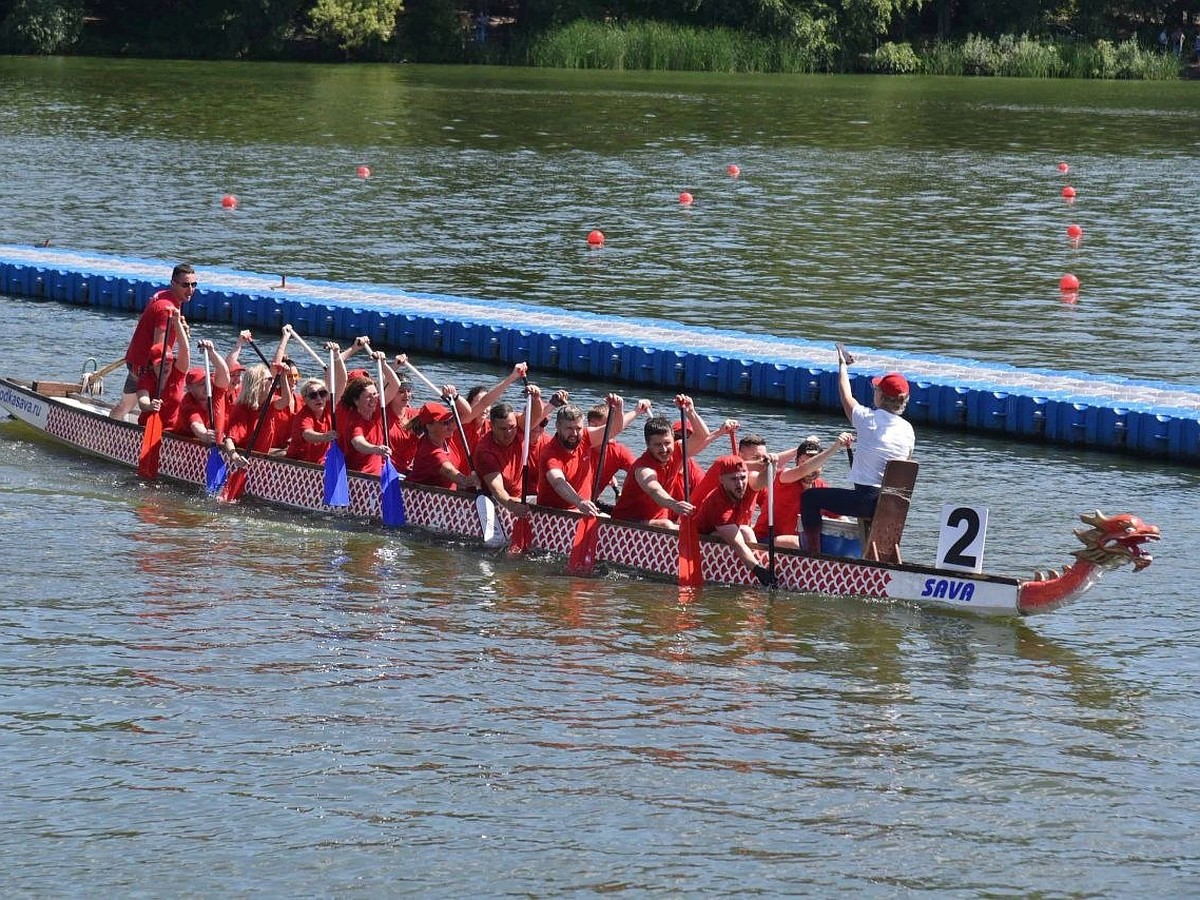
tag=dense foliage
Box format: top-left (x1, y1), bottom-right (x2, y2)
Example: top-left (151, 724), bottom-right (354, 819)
top-left (0, 0), bottom-right (1194, 77)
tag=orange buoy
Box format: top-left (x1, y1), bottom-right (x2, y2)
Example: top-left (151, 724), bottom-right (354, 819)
top-left (726, 164), bottom-right (740, 178)
top-left (679, 192), bottom-right (694, 206)
top-left (1057, 161), bottom-right (1070, 173)
top-left (587, 230), bottom-right (605, 247)
top-left (1066, 224), bottom-right (1083, 240)
top-left (1059, 273), bottom-right (1080, 292)
top-left (221, 194), bottom-right (238, 209)
top-left (356, 165), bottom-right (371, 179)
top-left (1061, 185), bottom-right (1076, 200)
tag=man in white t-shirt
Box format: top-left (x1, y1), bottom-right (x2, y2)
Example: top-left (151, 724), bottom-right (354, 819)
top-left (798, 347), bottom-right (915, 553)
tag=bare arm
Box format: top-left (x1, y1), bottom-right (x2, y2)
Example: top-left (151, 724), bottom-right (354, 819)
top-left (465, 362), bottom-right (528, 423)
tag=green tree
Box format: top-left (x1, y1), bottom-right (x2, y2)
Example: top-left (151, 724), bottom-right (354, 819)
top-left (309, 0), bottom-right (404, 53)
top-left (1, 0), bottom-right (83, 53)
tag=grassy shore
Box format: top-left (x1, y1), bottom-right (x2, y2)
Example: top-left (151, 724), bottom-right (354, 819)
top-left (519, 21), bottom-right (1182, 80)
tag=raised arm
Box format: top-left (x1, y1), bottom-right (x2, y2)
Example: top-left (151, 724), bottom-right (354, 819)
top-left (465, 362), bottom-right (528, 423)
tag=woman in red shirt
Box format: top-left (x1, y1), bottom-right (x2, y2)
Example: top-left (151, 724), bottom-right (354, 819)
top-left (407, 402), bottom-right (480, 491)
top-left (286, 376), bottom-right (337, 464)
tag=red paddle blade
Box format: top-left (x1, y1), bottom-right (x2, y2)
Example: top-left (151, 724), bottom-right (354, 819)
top-left (508, 516), bottom-right (533, 557)
top-left (137, 413), bottom-right (164, 479)
top-left (678, 515), bottom-right (703, 588)
top-left (221, 467), bottom-right (249, 502)
top-left (566, 516), bottom-right (600, 575)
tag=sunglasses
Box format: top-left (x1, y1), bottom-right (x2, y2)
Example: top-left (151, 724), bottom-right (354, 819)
top-left (176, 281), bottom-right (199, 289)
top-left (307, 389), bottom-right (329, 400)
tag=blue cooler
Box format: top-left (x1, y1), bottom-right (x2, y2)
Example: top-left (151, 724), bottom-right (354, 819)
top-left (821, 517), bottom-right (862, 557)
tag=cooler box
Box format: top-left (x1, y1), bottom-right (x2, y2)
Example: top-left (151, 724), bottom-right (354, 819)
top-left (821, 517), bottom-right (862, 557)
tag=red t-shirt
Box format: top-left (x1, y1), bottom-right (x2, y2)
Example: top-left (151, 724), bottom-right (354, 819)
top-left (536, 435), bottom-right (593, 509)
top-left (408, 434), bottom-right (469, 490)
top-left (125, 289), bottom-right (181, 369)
top-left (168, 386), bottom-right (226, 440)
top-left (387, 419), bottom-right (420, 474)
top-left (754, 476), bottom-right (828, 539)
top-left (611, 445), bottom-right (703, 523)
top-left (135, 366), bottom-right (185, 429)
top-left (695, 484), bottom-right (762, 536)
top-left (337, 406), bottom-right (384, 475)
top-left (591, 440), bottom-right (634, 494)
top-left (474, 430), bottom-right (525, 497)
top-left (226, 401), bottom-right (278, 454)
top-left (286, 405), bottom-right (332, 464)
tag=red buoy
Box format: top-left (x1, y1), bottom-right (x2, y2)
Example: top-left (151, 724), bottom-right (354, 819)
top-left (221, 194), bottom-right (238, 209)
top-left (726, 164), bottom-right (740, 178)
top-left (587, 230), bottom-right (605, 247)
top-left (356, 165), bottom-right (371, 179)
top-left (679, 192), bottom-right (694, 206)
top-left (1066, 223), bottom-right (1083, 240)
top-left (1057, 161), bottom-right (1070, 173)
top-left (1059, 273), bottom-right (1080, 292)
top-left (1061, 185), bottom-right (1076, 200)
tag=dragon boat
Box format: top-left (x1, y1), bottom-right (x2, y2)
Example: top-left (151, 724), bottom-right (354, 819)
top-left (0, 374), bottom-right (1160, 617)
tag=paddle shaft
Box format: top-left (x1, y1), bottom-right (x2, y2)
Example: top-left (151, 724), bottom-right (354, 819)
top-left (591, 402), bottom-right (615, 503)
top-left (290, 330), bottom-right (327, 370)
top-left (203, 346), bottom-right (216, 438)
top-left (244, 372), bottom-right (281, 454)
top-left (446, 393), bottom-right (475, 476)
top-left (518, 379), bottom-right (533, 503)
top-left (403, 359), bottom-right (441, 397)
top-left (766, 457), bottom-right (777, 578)
top-left (152, 319), bottom-right (174, 402)
top-left (680, 406), bottom-right (692, 499)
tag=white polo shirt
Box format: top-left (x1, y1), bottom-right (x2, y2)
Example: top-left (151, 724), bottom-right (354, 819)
top-left (847, 405), bottom-right (915, 487)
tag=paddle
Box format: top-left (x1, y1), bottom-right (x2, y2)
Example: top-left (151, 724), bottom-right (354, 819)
top-left (322, 346), bottom-right (350, 507)
top-left (836, 342), bottom-right (856, 467)
top-left (221, 371), bottom-right (281, 502)
top-left (245, 336), bottom-right (273, 367)
top-left (677, 404), bottom-right (703, 589)
top-left (287, 327), bottom-right (327, 370)
top-left (566, 399), bottom-right (613, 576)
top-left (202, 348), bottom-right (228, 494)
top-left (507, 380), bottom-right (535, 556)
top-left (404, 357), bottom-right (499, 541)
top-left (376, 357), bottom-right (406, 526)
top-left (765, 456), bottom-right (777, 588)
top-left (137, 319), bottom-right (173, 480)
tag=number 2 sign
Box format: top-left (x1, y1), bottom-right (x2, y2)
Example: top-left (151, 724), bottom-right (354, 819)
top-left (936, 504), bottom-right (989, 573)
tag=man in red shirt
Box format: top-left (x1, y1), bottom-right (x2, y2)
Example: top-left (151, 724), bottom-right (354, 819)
top-left (585, 396), bottom-right (649, 507)
top-left (611, 398), bottom-right (706, 530)
top-left (695, 454), bottom-right (775, 585)
top-left (536, 396), bottom-right (627, 516)
top-left (112, 263), bottom-right (197, 421)
top-left (474, 388), bottom-right (544, 515)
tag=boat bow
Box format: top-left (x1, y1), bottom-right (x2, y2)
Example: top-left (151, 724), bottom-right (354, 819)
top-left (1017, 510), bottom-right (1160, 614)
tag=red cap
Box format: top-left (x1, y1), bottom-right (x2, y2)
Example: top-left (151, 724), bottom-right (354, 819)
top-left (148, 342), bottom-right (167, 364)
top-left (872, 372), bottom-right (909, 398)
top-left (714, 454), bottom-right (747, 475)
top-left (228, 361), bottom-right (245, 374)
top-left (416, 402), bottom-right (453, 425)
top-left (185, 368), bottom-right (206, 385)
top-left (347, 368), bottom-right (370, 381)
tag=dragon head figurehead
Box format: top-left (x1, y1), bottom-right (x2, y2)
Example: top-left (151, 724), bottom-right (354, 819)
top-left (1072, 510), bottom-right (1160, 572)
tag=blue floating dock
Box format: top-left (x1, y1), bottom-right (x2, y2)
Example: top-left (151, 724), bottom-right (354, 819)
top-left (3, 244), bottom-right (1199, 464)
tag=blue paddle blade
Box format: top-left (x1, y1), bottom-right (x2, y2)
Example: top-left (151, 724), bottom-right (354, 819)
top-left (380, 460), bottom-right (406, 526)
top-left (323, 443), bottom-right (350, 507)
top-left (205, 446), bottom-right (228, 495)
